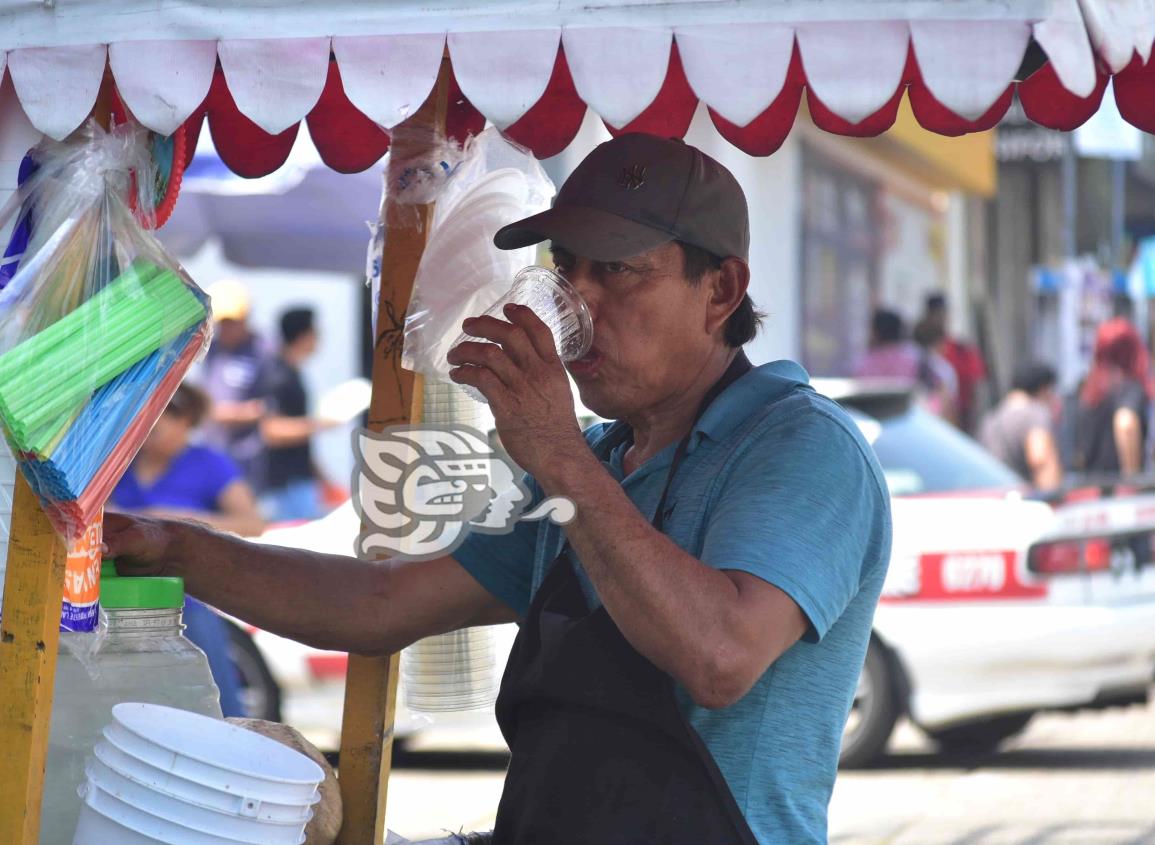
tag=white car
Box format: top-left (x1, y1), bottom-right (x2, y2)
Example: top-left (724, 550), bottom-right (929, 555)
top-left (825, 379), bottom-right (1155, 766)
top-left (241, 381), bottom-right (1155, 767)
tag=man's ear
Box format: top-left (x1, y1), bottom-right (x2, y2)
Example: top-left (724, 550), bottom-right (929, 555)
top-left (705, 258), bottom-right (750, 336)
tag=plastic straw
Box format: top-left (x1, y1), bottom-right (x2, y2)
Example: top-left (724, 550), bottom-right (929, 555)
top-left (23, 326), bottom-right (203, 496)
top-left (0, 263), bottom-right (205, 452)
top-left (22, 324), bottom-right (207, 539)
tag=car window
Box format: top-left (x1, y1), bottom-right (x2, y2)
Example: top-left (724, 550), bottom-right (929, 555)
top-left (845, 405), bottom-right (1023, 495)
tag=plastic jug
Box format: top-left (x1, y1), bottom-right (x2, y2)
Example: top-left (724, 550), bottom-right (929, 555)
top-left (40, 562), bottom-right (222, 845)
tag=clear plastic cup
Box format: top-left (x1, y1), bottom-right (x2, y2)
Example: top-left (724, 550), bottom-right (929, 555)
top-left (451, 266), bottom-right (593, 403)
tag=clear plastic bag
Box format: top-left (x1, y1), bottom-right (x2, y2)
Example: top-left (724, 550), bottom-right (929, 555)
top-left (400, 128), bottom-right (555, 380)
top-left (0, 121), bottom-right (211, 541)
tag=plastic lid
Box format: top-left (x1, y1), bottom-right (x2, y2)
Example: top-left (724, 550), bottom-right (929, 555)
top-left (101, 565), bottom-right (185, 610)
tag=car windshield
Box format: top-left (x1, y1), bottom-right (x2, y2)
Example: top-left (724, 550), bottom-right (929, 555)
top-left (844, 403), bottom-right (1023, 496)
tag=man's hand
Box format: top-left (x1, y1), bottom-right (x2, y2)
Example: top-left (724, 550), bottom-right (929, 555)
top-left (447, 303), bottom-right (586, 477)
top-left (102, 511), bottom-right (185, 577)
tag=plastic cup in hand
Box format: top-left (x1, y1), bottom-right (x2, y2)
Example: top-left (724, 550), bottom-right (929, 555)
top-left (452, 266), bottom-right (593, 403)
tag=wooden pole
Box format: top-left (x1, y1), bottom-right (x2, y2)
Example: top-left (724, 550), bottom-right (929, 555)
top-left (0, 476), bottom-right (69, 844)
top-left (335, 56), bottom-right (451, 845)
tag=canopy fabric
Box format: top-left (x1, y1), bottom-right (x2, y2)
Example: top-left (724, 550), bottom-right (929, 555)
top-left (0, 0), bottom-right (1153, 174)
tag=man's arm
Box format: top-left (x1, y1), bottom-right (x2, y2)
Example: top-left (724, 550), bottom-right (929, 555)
top-left (1024, 426), bottom-right (1062, 490)
top-left (1114, 406), bottom-right (1143, 476)
top-left (260, 414), bottom-right (338, 448)
top-left (535, 451), bottom-right (808, 710)
top-left (103, 513), bottom-right (516, 655)
top-left (211, 398), bottom-right (266, 426)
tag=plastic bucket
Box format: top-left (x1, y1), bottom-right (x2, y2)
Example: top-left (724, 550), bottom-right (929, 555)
top-left (104, 703), bottom-right (323, 805)
top-left (74, 783), bottom-right (261, 845)
top-left (73, 799), bottom-right (170, 845)
top-left (94, 741), bottom-right (318, 822)
top-left (84, 759), bottom-right (308, 845)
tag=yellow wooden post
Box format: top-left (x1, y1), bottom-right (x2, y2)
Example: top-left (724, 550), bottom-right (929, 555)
top-left (0, 475), bottom-right (70, 843)
top-left (0, 68), bottom-right (113, 845)
top-left (335, 56), bottom-right (450, 845)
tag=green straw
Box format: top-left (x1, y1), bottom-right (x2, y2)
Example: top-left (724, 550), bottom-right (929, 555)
top-left (0, 261), bottom-right (163, 377)
top-left (0, 264), bottom-right (194, 392)
top-left (4, 285), bottom-right (201, 415)
top-left (0, 261), bottom-right (205, 453)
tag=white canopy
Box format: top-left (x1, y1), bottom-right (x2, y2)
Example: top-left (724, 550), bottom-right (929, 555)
top-left (0, 1), bottom-right (1152, 167)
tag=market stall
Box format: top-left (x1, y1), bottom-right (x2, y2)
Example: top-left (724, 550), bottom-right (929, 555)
top-left (1, 1), bottom-right (1154, 843)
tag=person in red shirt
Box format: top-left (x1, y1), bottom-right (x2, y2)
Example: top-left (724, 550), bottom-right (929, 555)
top-left (924, 293), bottom-right (988, 433)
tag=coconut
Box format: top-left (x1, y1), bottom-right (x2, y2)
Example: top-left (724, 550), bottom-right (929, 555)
top-left (226, 718), bottom-right (342, 845)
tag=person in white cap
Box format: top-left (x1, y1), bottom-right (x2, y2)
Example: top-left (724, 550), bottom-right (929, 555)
top-left (199, 279), bottom-right (276, 488)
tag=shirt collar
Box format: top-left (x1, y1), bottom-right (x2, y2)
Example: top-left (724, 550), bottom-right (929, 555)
top-left (690, 359), bottom-right (811, 447)
top-left (586, 360), bottom-right (811, 463)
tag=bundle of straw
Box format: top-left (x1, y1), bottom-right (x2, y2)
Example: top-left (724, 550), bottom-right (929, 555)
top-left (0, 259), bottom-right (206, 455)
top-left (24, 326), bottom-right (201, 499)
top-left (30, 323), bottom-right (209, 533)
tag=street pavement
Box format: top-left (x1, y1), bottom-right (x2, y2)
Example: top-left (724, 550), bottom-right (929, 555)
top-left (380, 694), bottom-right (1155, 844)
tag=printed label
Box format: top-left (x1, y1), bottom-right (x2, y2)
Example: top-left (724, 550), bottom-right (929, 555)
top-left (61, 514), bottom-right (102, 632)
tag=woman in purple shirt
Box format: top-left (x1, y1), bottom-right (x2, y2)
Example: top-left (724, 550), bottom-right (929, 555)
top-left (112, 383), bottom-right (265, 716)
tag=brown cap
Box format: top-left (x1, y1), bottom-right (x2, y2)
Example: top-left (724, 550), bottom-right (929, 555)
top-left (494, 133), bottom-right (749, 262)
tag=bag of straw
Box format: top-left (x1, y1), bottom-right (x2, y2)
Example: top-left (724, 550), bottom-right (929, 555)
top-left (0, 120), bottom-right (211, 541)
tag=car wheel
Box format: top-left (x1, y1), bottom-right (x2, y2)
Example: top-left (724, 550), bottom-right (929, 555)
top-left (926, 713), bottom-right (1033, 754)
top-left (224, 622), bottom-right (284, 722)
top-left (840, 638), bottom-right (902, 769)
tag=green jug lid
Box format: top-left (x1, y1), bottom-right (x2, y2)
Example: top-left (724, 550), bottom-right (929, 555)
top-left (101, 560), bottom-right (184, 609)
top-left (101, 558), bottom-right (119, 579)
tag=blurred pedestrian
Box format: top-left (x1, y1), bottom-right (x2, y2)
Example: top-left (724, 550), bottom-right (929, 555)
top-left (1073, 318), bottom-right (1151, 477)
top-left (111, 383), bottom-right (265, 717)
top-left (979, 362), bottom-right (1062, 490)
top-left (259, 307), bottom-right (338, 522)
top-left (923, 293), bottom-right (988, 433)
top-left (912, 318), bottom-right (958, 423)
top-left (854, 309), bottom-right (920, 379)
top-left (200, 279), bottom-right (276, 487)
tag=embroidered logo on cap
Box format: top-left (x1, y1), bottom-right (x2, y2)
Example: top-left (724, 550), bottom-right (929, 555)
top-left (617, 164), bottom-right (647, 191)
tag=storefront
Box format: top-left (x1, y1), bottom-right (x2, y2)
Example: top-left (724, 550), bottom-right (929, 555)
top-left (796, 100), bottom-right (997, 376)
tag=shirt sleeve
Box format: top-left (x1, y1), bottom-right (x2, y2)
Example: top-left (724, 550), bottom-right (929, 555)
top-left (266, 363), bottom-right (306, 417)
top-left (450, 475), bottom-right (542, 618)
top-left (699, 405), bottom-right (888, 643)
top-left (1115, 380), bottom-right (1147, 416)
top-left (1025, 403), bottom-right (1053, 434)
top-left (198, 448), bottom-right (244, 507)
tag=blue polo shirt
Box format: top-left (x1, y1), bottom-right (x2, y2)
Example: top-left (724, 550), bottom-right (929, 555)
top-left (454, 360), bottom-right (892, 844)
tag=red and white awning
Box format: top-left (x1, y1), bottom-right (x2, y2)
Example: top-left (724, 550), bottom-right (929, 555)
top-left (1, 0), bottom-right (1154, 174)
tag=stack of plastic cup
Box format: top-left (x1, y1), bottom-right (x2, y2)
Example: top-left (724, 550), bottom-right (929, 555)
top-left (72, 703), bottom-right (324, 845)
top-left (401, 626), bottom-right (501, 713)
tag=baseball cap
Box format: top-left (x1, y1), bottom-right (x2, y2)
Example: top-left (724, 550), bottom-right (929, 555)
top-left (206, 279), bottom-right (251, 322)
top-left (494, 133), bottom-right (749, 262)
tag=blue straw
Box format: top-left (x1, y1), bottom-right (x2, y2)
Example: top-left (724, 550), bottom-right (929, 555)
top-left (21, 326), bottom-right (198, 501)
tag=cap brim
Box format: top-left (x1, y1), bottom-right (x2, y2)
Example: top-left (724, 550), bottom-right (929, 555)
top-left (494, 205), bottom-right (676, 262)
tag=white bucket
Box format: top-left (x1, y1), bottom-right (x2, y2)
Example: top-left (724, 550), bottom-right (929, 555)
top-left (104, 703), bottom-right (324, 805)
top-left (83, 759), bottom-right (308, 845)
top-left (94, 741), bottom-right (318, 822)
top-left (73, 799), bottom-right (173, 845)
top-left (73, 783), bottom-right (255, 845)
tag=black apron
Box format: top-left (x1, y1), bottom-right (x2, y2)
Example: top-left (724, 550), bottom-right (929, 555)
top-left (492, 353), bottom-right (759, 845)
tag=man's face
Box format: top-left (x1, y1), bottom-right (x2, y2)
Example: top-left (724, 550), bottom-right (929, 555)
top-left (551, 242), bottom-right (719, 421)
top-left (297, 328), bottom-right (319, 358)
top-left (216, 318), bottom-right (249, 349)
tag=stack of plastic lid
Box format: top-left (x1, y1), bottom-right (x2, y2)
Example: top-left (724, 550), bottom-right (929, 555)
top-left (73, 703), bottom-right (324, 845)
top-left (401, 626), bottom-right (500, 713)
